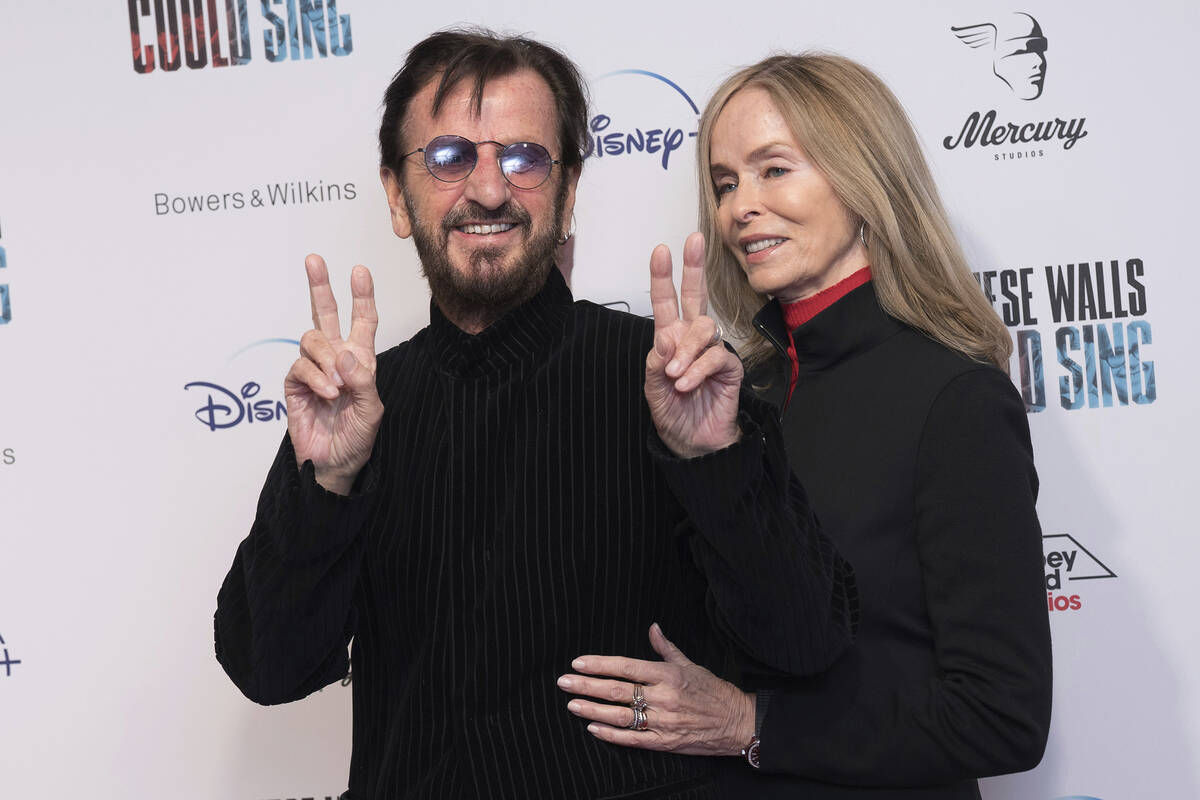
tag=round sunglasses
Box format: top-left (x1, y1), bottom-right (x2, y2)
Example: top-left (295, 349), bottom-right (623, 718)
top-left (403, 135), bottom-right (561, 190)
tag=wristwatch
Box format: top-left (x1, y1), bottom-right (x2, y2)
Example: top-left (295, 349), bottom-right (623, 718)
top-left (741, 690), bottom-right (772, 769)
top-left (741, 736), bottom-right (761, 769)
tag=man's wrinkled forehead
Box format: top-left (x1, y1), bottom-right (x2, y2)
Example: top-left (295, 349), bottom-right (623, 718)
top-left (401, 67), bottom-right (539, 147)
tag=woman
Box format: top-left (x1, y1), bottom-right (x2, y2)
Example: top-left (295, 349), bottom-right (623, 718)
top-left (558, 53), bottom-right (1052, 798)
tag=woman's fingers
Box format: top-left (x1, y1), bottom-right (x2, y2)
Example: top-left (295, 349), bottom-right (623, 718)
top-left (649, 623), bottom-right (692, 666)
top-left (556, 674), bottom-right (641, 704)
top-left (285, 355), bottom-right (339, 400)
top-left (570, 654), bottom-right (670, 686)
top-left (566, 697), bottom-right (650, 730)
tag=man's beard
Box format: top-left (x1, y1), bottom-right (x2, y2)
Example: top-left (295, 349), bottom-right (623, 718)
top-left (404, 178), bottom-right (568, 331)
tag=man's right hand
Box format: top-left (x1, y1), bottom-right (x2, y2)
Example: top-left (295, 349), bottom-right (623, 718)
top-left (284, 254), bottom-right (384, 495)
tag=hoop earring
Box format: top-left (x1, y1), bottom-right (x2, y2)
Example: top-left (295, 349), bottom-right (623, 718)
top-left (859, 222), bottom-right (867, 247)
top-left (557, 213), bottom-right (577, 246)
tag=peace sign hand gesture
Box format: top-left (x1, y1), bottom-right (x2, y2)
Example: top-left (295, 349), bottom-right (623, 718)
top-left (644, 233), bottom-right (744, 459)
top-left (283, 254), bottom-right (385, 495)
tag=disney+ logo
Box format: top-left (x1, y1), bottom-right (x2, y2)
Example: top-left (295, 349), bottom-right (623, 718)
top-left (185, 338), bottom-right (296, 431)
top-left (0, 632), bottom-right (21, 677)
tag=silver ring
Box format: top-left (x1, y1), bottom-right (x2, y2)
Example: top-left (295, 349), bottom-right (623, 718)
top-left (708, 320), bottom-right (724, 347)
top-left (628, 706), bottom-right (649, 731)
top-left (631, 683), bottom-right (646, 711)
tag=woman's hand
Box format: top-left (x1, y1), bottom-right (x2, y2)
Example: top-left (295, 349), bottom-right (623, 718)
top-left (644, 233), bottom-right (745, 459)
top-left (557, 623), bottom-right (755, 756)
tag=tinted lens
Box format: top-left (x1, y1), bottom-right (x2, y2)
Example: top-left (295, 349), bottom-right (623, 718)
top-left (499, 142), bottom-right (553, 188)
top-left (424, 135), bottom-right (476, 181)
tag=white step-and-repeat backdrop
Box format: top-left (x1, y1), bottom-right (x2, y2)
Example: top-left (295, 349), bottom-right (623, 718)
top-left (2, 2), bottom-right (1197, 798)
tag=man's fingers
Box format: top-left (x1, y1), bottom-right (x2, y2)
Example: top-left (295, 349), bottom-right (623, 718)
top-left (663, 317), bottom-right (719, 380)
top-left (649, 244), bottom-right (680, 331)
top-left (285, 357), bottom-right (339, 400)
top-left (300, 329), bottom-right (344, 385)
top-left (305, 253), bottom-right (342, 340)
top-left (679, 232), bottom-right (708, 322)
top-left (347, 265), bottom-right (379, 351)
top-left (674, 343), bottom-right (743, 393)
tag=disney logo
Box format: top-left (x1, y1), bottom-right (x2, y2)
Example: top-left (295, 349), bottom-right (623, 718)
top-left (589, 115), bottom-right (692, 170)
top-left (184, 380), bottom-right (287, 431)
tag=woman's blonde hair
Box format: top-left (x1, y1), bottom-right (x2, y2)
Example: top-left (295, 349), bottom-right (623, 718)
top-left (697, 53), bottom-right (1011, 371)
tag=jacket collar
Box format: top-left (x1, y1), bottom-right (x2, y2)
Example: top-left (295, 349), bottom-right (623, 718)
top-left (427, 266), bottom-right (573, 379)
top-left (752, 281), bottom-right (903, 374)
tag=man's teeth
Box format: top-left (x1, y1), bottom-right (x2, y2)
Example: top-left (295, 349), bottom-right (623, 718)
top-left (459, 223), bottom-right (516, 235)
top-left (745, 238), bottom-right (785, 254)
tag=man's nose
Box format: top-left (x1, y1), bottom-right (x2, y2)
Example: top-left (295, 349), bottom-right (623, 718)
top-left (461, 147), bottom-right (512, 210)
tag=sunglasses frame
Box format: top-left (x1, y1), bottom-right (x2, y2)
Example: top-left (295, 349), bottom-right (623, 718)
top-left (402, 135), bottom-right (561, 190)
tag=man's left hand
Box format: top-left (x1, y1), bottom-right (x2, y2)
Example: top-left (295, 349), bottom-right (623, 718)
top-left (645, 232), bottom-right (744, 459)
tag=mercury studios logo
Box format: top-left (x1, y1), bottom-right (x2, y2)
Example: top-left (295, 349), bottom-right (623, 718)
top-left (0, 632), bottom-right (21, 677)
top-left (128, 0), bottom-right (352, 74)
top-left (943, 12), bottom-right (1088, 160)
top-left (1044, 534), bottom-right (1117, 613)
top-left (184, 338), bottom-right (297, 431)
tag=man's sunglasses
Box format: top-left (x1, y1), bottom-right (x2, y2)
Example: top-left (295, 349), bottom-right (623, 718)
top-left (403, 135), bottom-right (561, 190)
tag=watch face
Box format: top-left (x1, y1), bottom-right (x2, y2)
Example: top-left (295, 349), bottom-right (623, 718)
top-left (746, 739), bottom-right (761, 769)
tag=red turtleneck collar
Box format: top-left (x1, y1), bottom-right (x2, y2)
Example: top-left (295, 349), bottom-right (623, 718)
top-left (781, 267), bottom-right (873, 404)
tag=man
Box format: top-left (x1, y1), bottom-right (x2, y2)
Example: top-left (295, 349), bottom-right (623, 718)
top-left (214, 29), bottom-right (854, 799)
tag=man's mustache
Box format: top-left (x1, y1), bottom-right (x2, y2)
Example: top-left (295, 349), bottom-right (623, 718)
top-left (442, 202), bottom-right (532, 231)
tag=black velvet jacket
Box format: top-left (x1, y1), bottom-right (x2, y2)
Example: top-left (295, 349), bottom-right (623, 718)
top-left (215, 269), bottom-right (856, 800)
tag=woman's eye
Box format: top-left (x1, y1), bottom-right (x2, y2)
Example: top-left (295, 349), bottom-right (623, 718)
top-left (715, 181), bottom-right (736, 196)
top-left (765, 166), bottom-right (787, 178)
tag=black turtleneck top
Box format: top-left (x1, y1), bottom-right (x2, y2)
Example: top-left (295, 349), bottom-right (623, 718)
top-left (716, 282), bottom-right (1052, 799)
top-left (214, 268), bottom-right (856, 800)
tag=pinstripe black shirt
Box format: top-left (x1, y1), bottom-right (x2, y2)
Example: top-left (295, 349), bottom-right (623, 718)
top-left (215, 268), bottom-right (855, 799)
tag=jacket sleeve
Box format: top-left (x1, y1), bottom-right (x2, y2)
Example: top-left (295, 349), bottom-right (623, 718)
top-left (757, 369), bottom-right (1052, 784)
top-left (213, 434), bottom-right (380, 705)
top-left (650, 391), bottom-right (858, 678)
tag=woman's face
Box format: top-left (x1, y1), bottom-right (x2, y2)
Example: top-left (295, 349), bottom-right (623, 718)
top-left (709, 87), bottom-right (868, 303)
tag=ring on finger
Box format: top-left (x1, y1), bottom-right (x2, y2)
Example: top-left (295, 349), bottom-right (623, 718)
top-left (628, 706), bottom-right (649, 731)
top-left (631, 683), bottom-right (647, 711)
top-left (707, 320), bottom-right (725, 347)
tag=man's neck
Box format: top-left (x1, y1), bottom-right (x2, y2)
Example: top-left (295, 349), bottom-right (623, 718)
top-left (434, 281), bottom-right (543, 335)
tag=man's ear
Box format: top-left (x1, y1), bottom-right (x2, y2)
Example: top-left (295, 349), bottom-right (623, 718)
top-left (380, 166), bottom-right (412, 239)
top-left (561, 164), bottom-right (581, 235)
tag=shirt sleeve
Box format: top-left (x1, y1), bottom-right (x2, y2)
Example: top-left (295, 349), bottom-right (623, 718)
top-left (213, 433), bottom-right (380, 705)
top-left (757, 369), bottom-right (1052, 784)
top-left (650, 391), bottom-right (858, 678)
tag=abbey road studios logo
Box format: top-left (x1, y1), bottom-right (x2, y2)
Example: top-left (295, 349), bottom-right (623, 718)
top-left (1044, 533), bottom-right (1118, 613)
top-left (943, 12), bottom-right (1088, 160)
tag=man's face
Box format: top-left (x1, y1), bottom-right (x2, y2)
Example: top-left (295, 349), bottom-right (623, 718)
top-left (381, 69), bottom-right (578, 326)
